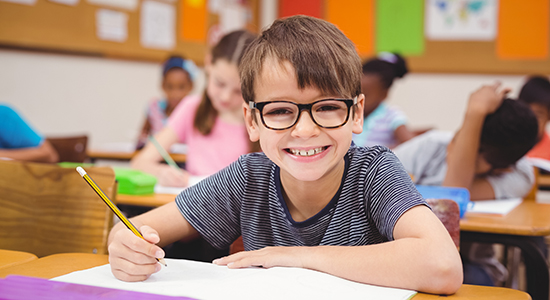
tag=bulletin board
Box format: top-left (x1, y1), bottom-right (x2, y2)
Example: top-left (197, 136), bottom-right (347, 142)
top-left (281, 0), bottom-right (550, 75)
top-left (0, 0), bottom-right (259, 65)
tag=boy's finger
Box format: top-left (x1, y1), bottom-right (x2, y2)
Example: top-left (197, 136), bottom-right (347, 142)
top-left (140, 225), bottom-right (161, 243)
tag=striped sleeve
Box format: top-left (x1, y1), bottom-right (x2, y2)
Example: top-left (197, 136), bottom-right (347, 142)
top-left (175, 156), bottom-right (247, 249)
top-left (365, 150), bottom-right (426, 241)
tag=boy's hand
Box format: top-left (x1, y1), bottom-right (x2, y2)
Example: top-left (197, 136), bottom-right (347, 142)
top-left (157, 166), bottom-right (189, 187)
top-left (467, 82), bottom-right (511, 116)
top-left (212, 246), bottom-right (307, 269)
top-left (108, 225), bottom-right (165, 282)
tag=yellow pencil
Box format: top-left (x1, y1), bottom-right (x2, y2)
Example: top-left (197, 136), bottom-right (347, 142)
top-left (76, 166), bottom-right (167, 267)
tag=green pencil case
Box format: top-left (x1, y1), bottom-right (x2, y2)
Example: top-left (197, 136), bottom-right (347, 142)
top-left (113, 168), bottom-right (157, 195)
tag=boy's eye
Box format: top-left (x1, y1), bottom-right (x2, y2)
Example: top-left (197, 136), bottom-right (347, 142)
top-left (264, 107), bottom-right (294, 116)
top-left (315, 104), bottom-right (344, 113)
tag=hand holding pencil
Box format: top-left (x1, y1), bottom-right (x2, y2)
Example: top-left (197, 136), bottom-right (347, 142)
top-left (76, 167), bottom-right (167, 281)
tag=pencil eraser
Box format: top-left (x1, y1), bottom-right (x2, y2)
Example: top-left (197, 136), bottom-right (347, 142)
top-left (76, 166), bottom-right (87, 177)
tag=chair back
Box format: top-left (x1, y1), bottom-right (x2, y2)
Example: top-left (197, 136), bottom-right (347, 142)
top-left (425, 198), bottom-right (460, 248)
top-left (0, 160), bottom-right (115, 257)
top-left (46, 135), bottom-right (88, 163)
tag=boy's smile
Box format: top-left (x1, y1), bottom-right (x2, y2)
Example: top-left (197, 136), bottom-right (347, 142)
top-left (244, 58), bottom-right (364, 184)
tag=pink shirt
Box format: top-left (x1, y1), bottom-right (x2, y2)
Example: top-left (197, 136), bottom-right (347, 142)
top-left (168, 95), bottom-right (249, 176)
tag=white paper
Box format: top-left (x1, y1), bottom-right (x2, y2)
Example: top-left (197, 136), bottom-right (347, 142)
top-left (467, 198), bottom-right (522, 215)
top-left (0, 0), bottom-right (36, 5)
top-left (140, 0), bottom-right (176, 50)
top-left (49, 0), bottom-right (79, 5)
top-left (169, 143), bottom-right (188, 154)
top-left (219, 3), bottom-right (248, 33)
top-left (96, 9), bottom-right (128, 42)
top-left (527, 157), bottom-right (550, 173)
top-left (53, 259), bottom-right (417, 300)
top-left (154, 176), bottom-right (205, 194)
top-left (87, 0), bottom-right (138, 11)
top-left (425, 0), bottom-right (498, 40)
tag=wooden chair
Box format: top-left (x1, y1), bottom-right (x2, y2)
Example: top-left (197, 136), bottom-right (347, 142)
top-left (229, 198), bottom-right (460, 254)
top-left (0, 160), bottom-right (115, 257)
top-left (46, 135), bottom-right (88, 163)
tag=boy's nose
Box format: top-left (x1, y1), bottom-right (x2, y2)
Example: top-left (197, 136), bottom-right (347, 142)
top-left (292, 111), bottom-right (319, 137)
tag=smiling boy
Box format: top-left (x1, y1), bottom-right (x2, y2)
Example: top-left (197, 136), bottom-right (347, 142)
top-left (107, 15), bottom-right (462, 294)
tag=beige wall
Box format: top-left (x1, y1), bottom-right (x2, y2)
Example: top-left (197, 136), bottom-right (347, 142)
top-left (0, 48), bottom-right (535, 149)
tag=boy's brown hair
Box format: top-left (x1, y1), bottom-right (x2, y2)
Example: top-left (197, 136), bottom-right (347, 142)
top-left (240, 15), bottom-right (362, 105)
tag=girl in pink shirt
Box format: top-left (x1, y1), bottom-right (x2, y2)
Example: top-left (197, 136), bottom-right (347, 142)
top-left (131, 30), bottom-right (259, 187)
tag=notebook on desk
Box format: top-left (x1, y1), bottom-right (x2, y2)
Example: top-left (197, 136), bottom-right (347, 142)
top-left (50, 258), bottom-right (417, 300)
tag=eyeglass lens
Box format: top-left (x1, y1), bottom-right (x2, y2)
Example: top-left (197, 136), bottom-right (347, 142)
top-left (261, 100), bottom-right (349, 129)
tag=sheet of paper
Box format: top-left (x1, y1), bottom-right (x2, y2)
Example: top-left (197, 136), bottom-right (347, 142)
top-left (219, 3), bottom-right (248, 34)
top-left (53, 259), bottom-right (416, 300)
top-left (87, 0), bottom-right (138, 10)
top-left (96, 9), bottom-right (128, 42)
top-left (425, 0), bottom-right (498, 40)
top-left (467, 198), bottom-right (522, 215)
top-left (140, 0), bottom-right (176, 50)
top-left (0, 0), bottom-right (36, 5)
top-left (49, 0), bottom-right (79, 5)
top-left (527, 157), bottom-right (550, 173)
top-left (154, 184), bottom-right (185, 195)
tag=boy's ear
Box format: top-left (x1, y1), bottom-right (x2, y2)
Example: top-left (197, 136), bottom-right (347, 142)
top-left (352, 94), bottom-right (365, 134)
top-left (243, 102), bottom-right (260, 142)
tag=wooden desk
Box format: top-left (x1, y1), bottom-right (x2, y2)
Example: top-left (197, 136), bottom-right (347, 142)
top-left (0, 249), bottom-right (38, 270)
top-left (117, 193), bottom-right (175, 207)
top-left (460, 201), bottom-right (550, 300)
top-left (87, 150), bottom-right (187, 163)
top-left (0, 253), bottom-right (531, 300)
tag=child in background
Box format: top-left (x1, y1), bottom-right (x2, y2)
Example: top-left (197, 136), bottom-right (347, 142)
top-left (136, 56), bottom-right (199, 149)
top-left (109, 15), bottom-right (462, 294)
top-left (518, 75), bottom-right (550, 160)
top-left (0, 104), bottom-right (58, 163)
top-left (393, 84), bottom-right (539, 286)
top-left (131, 30), bottom-right (258, 187)
top-left (352, 52), bottom-right (414, 148)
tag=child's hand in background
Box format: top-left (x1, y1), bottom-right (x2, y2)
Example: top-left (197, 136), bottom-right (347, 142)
top-left (157, 166), bottom-right (189, 187)
top-left (467, 82), bottom-right (511, 116)
top-left (108, 225), bottom-right (165, 282)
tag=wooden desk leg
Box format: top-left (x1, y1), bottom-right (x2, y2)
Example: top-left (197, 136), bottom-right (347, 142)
top-left (461, 231), bottom-right (549, 300)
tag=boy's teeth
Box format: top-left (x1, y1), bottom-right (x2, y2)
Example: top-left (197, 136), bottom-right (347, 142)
top-left (291, 147), bottom-right (324, 157)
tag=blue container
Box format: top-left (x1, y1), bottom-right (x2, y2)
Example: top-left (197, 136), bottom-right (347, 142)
top-left (415, 185), bottom-right (471, 218)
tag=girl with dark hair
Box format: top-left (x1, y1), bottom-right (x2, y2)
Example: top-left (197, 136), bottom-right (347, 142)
top-left (353, 52), bottom-right (414, 148)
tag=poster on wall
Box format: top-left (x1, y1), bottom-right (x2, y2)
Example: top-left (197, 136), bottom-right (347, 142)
top-left (140, 0), bottom-right (176, 50)
top-left (87, 0), bottom-right (138, 11)
top-left (96, 9), bottom-right (128, 42)
top-left (425, 0), bottom-right (498, 40)
top-left (0, 0), bottom-right (37, 5)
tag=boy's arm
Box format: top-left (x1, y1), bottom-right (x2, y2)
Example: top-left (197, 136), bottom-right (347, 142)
top-left (214, 205), bottom-right (462, 294)
top-left (442, 83), bottom-right (509, 200)
top-left (131, 126), bottom-right (189, 187)
top-left (108, 202), bottom-right (199, 281)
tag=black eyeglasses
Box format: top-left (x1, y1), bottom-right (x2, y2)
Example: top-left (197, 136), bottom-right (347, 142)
top-left (249, 97), bottom-right (357, 130)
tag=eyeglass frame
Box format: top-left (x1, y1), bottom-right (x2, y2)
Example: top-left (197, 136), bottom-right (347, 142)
top-left (249, 96), bottom-right (358, 130)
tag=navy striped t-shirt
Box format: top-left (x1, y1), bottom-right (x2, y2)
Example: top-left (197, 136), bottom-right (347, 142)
top-left (175, 145), bottom-right (426, 251)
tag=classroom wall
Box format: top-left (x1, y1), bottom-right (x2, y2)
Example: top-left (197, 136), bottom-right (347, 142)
top-left (0, 48), bottom-right (533, 149)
